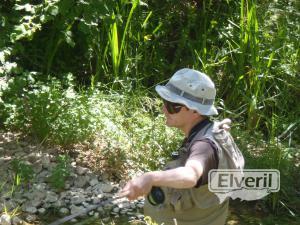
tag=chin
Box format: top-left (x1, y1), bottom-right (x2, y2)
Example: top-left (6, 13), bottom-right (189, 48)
top-left (165, 120), bottom-right (175, 128)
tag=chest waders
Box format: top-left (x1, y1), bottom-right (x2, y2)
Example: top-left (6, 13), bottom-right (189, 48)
top-left (144, 121), bottom-right (244, 225)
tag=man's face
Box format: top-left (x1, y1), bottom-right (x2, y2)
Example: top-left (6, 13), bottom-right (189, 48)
top-left (162, 102), bottom-right (192, 129)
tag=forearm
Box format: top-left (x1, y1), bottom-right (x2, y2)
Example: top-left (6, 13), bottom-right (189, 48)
top-left (146, 166), bottom-right (199, 189)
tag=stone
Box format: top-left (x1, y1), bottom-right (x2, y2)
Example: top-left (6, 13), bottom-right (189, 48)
top-left (102, 217), bottom-right (110, 223)
top-left (52, 199), bottom-right (63, 208)
top-left (96, 206), bottom-right (105, 216)
top-left (59, 207), bottom-right (69, 215)
top-left (76, 166), bottom-right (89, 175)
top-left (36, 170), bottom-right (51, 182)
top-left (41, 154), bottom-right (51, 169)
top-left (89, 178), bottom-right (99, 186)
top-left (91, 197), bottom-right (101, 204)
top-left (11, 216), bottom-right (23, 225)
top-left (24, 206), bottom-right (37, 214)
top-left (91, 184), bottom-right (103, 195)
top-left (112, 207), bottom-right (120, 213)
top-left (70, 205), bottom-right (86, 215)
top-left (38, 208), bottom-right (46, 215)
top-left (74, 176), bottom-right (89, 188)
top-left (45, 191), bottom-right (58, 203)
top-left (118, 202), bottom-right (131, 209)
top-left (136, 203), bottom-right (144, 208)
top-left (0, 214), bottom-right (11, 225)
top-left (70, 194), bottom-right (85, 205)
top-left (99, 182), bottom-right (114, 193)
top-left (32, 162), bottom-right (43, 173)
top-left (103, 203), bottom-right (114, 211)
top-left (26, 152), bottom-right (41, 163)
top-left (25, 214), bottom-right (37, 223)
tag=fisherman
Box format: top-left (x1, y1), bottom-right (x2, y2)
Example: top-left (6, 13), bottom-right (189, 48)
top-left (120, 68), bottom-right (244, 225)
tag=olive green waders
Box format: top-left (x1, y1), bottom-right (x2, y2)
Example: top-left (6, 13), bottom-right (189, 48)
top-left (144, 198), bottom-right (229, 225)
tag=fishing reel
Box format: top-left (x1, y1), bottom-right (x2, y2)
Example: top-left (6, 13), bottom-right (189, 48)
top-left (147, 186), bottom-right (165, 206)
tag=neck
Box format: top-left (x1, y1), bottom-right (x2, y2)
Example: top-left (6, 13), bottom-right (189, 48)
top-left (182, 116), bottom-right (206, 137)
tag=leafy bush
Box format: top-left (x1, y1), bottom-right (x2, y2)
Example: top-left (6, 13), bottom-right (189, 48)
top-left (11, 159), bottom-right (34, 185)
top-left (48, 155), bottom-right (71, 190)
top-left (0, 73), bottom-right (181, 171)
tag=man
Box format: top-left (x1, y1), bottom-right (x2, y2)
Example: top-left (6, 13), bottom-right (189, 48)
top-left (120, 68), bottom-right (244, 225)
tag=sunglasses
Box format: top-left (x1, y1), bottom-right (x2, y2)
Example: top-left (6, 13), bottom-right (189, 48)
top-left (163, 100), bottom-right (185, 114)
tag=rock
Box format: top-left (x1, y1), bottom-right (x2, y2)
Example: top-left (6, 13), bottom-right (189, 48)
top-left (24, 206), bottom-right (37, 214)
top-left (112, 207), bottom-right (120, 213)
top-left (103, 203), bottom-right (114, 211)
top-left (33, 183), bottom-right (47, 191)
top-left (136, 203), bottom-right (144, 208)
top-left (52, 199), bottom-right (63, 208)
top-left (118, 202), bottom-right (131, 209)
top-left (70, 194), bottom-right (85, 205)
top-left (102, 217), bottom-right (110, 223)
top-left (126, 211), bottom-right (135, 216)
top-left (32, 162), bottom-right (43, 173)
top-left (38, 208), bottom-right (46, 214)
top-left (64, 182), bottom-right (71, 189)
top-left (74, 176), bottom-right (89, 188)
top-left (99, 182), bottom-right (114, 193)
top-left (45, 191), bottom-right (58, 203)
top-left (70, 205), bottom-right (86, 215)
top-left (29, 199), bottom-right (42, 208)
top-left (25, 214), bottom-right (37, 223)
top-left (41, 154), bottom-right (51, 169)
top-left (26, 152), bottom-right (41, 163)
top-left (11, 216), bottom-right (23, 225)
top-left (36, 170), bottom-right (51, 182)
top-left (89, 178), bottom-right (99, 186)
top-left (76, 166), bottom-right (89, 175)
top-left (0, 214), bottom-right (11, 225)
top-left (96, 206), bottom-right (105, 216)
top-left (91, 184), bottom-right (103, 195)
top-left (91, 197), bottom-right (101, 204)
top-left (59, 207), bottom-right (69, 215)
top-left (82, 202), bottom-right (90, 208)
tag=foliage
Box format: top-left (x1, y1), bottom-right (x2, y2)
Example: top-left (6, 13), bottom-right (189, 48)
top-left (48, 154), bottom-right (71, 190)
top-left (10, 158), bottom-right (34, 185)
top-left (232, 126), bottom-right (300, 216)
top-left (0, 73), bottom-right (181, 172)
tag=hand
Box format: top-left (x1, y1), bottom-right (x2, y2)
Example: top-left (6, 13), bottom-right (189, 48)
top-left (118, 173), bottom-right (153, 200)
top-left (219, 118), bottom-right (231, 131)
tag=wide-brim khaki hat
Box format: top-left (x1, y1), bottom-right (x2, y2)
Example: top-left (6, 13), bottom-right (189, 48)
top-left (155, 68), bottom-right (218, 116)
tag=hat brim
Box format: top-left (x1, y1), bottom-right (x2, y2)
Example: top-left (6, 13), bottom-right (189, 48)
top-left (155, 85), bottom-right (218, 116)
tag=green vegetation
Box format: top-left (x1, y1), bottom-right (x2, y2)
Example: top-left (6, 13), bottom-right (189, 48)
top-left (0, 0), bottom-right (299, 224)
top-left (11, 158), bottom-right (34, 185)
top-left (48, 154), bottom-right (71, 189)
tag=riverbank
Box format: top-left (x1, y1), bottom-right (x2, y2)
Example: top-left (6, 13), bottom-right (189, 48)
top-left (1, 131), bottom-right (299, 225)
top-left (0, 132), bottom-right (144, 225)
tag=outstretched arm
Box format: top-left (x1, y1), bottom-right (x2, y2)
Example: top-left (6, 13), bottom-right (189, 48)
top-left (119, 159), bottom-right (203, 200)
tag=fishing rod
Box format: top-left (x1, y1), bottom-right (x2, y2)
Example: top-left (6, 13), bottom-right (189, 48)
top-left (48, 194), bottom-right (127, 225)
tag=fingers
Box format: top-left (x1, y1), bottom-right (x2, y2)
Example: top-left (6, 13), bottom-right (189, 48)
top-left (219, 118), bottom-right (232, 131)
top-left (116, 189), bottom-right (131, 198)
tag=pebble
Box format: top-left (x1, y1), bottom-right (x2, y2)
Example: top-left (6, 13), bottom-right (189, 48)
top-left (38, 208), bottom-right (46, 214)
top-left (0, 214), bottom-right (11, 225)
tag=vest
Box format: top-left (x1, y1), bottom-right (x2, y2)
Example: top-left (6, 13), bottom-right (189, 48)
top-left (144, 121), bottom-right (245, 225)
